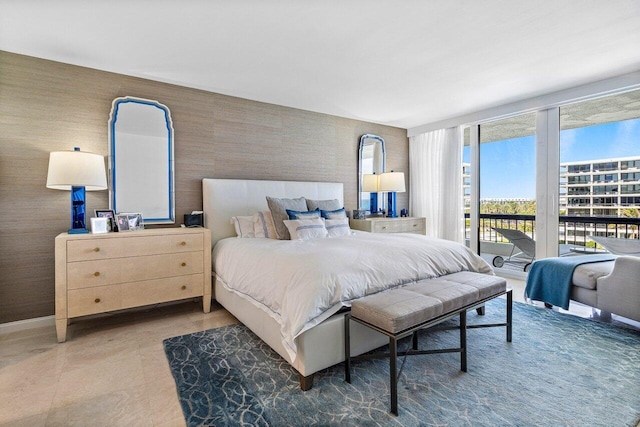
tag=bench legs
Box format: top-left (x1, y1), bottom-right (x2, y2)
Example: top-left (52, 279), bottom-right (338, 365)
top-left (345, 290), bottom-right (512, 416)
top-left (345, 310), bottom-right (469, 416)
top-left (390, 337), bottom-right (398, 415)
top-left (460, 310), bottom-right (467, 372)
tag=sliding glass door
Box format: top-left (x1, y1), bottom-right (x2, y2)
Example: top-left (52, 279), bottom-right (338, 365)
top-left (464, 113), bottom-right (537, 274)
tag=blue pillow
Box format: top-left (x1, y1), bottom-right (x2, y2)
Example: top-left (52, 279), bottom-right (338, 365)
top-left (321, 207), bottom-right (347, 219)
top-left (286, 208), bottom-right (321, 220)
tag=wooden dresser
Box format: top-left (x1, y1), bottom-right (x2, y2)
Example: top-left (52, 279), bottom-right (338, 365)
top-left (349, 217), bottom-right (426, 235)
top-left (54, 227), bottom-right (211, 342)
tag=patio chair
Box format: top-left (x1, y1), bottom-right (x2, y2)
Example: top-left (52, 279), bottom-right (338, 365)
top-left (491, 228), bottom-right (536, 272)
top-left (589, 235), bottom-right (640, 256)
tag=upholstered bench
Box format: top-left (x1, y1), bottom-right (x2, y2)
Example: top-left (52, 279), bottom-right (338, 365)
top-left (344, 271), bottom-right (512, 415)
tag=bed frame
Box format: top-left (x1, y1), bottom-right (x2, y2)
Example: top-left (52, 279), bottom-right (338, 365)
top-left (202, 178), bottom-right (387, 390)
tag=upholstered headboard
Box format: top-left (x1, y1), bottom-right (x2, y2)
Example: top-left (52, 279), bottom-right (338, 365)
top-left (202, 178), bottom-right (344, 247)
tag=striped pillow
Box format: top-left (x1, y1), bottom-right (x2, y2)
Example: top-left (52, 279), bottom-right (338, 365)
top-left (252, 211), bottom-right (278, 239)
top-left (283, 218), bottom-right (328, 240)
top-left (321, 207), bottom-right (347, 219)
top-left (325, 218), bottom-right (353, 237)
top-left (230, 216), bottom-right (255, 238)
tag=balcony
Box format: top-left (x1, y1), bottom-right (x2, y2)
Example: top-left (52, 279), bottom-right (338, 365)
top-left (465, 214), bottom-right (640, 271)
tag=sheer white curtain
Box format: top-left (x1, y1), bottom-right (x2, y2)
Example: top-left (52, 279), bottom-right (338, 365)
top-left (409, 127), bottom-right (463, 242)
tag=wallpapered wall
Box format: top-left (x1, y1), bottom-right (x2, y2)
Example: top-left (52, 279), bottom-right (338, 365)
top-left (0, 51), bottom-right (409, 324)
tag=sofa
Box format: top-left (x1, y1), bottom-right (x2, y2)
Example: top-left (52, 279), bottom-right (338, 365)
top-left (571, 255), bottom-right (640, 322)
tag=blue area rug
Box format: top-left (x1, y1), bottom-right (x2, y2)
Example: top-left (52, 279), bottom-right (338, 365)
top-left (163, 299), bottom-right (640, 426)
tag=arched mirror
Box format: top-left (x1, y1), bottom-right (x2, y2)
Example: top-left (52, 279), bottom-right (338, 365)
top-left (108, 96), bottom-right (175, 224)
top-left (358, 134), bottom-right (386, 212)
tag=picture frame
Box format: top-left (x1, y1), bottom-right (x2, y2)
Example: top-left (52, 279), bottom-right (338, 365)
top-left (116, 213), bottom-right (144, 232)
top-left (94, 209), bottom-right (116, 232)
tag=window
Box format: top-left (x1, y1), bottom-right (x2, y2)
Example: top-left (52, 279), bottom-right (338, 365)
top-left (592, 185), bottom-right (618, 195)
top-left (568, 164), bottom-right (591, 173)
top-left (592, 197), bottom-right (618, 206)
top-left (620, 160), bottom-right (640, 170)
top-left (621, 172), bottom-right (640, 182)
top-left (621, 184), bottom-right (640, 194)
top-left (568, 186), bottom-right (590, 195)
top-left (568, 175), bottom-right (590, 184)
top-left (621, 196), bottom-right (640, 206)
top-left (592, 173), bottom-right (618, 183)
top-left (592, 161), bottom-right (618, 172)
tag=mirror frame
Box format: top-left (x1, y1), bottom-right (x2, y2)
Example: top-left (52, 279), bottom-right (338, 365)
top-left (358, 134), bottom-right (386, 211)
top-left (108, 96), bottom-right (175, 224)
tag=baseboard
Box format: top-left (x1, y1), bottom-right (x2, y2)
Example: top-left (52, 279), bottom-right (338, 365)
top-left (0, 315), bottom-right (55, 336)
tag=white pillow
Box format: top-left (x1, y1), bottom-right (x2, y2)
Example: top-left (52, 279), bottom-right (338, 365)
top-left (283, 218), bottom-right (328, 241)
top-left (253, 211), bottom-right (278, 239)
top-left (325, 218), bottom-right (353, 238)
top-left (230, 216), bottom-right (255, 238)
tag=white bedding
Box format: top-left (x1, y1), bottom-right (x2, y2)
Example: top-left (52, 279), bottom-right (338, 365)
top-left (213, 231), bottom-right (492, 360)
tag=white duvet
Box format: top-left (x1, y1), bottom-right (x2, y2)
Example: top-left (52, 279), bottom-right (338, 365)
top-left (213, 231), bottom-right (492, 360)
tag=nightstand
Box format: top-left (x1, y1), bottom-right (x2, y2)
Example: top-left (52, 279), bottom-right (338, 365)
top-left (54, 227), bottom-right (212, 342)
top-left (349, 217), bottom-right (426, 235)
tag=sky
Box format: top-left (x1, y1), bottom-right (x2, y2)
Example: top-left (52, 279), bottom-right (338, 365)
top-left (463, 117), bottom-right (640, 199)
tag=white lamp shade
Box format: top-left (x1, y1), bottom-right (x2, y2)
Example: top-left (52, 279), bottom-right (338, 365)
top-left (362, 174), bottom-right (379, 192)
top-left (378, 172), bottom-right (406, 193)
top-left (46, 149), bottom-right (107, 191)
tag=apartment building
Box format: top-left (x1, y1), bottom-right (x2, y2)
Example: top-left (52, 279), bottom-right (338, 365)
top-left (561, 156), bottom-right (640, 217)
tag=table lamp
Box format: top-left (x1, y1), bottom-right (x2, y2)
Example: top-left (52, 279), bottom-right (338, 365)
top-left (378, 171), bottom-right (406, 218)
top-left (362, 173), bottom-right (380, 214)
top-left (46, 147), bottom-right (108, 234)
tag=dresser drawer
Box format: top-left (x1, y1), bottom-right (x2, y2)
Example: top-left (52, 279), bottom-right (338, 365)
top-left (68, 274), bottom-right (203, 318)
top-left (371, 218), bottom-right (425, 234)
top-left (67, 285), bottom-right (123, 317)
top-left (67, 233), bottom-right (204, 262)
top-left (67, 251), bottom-right (204, 289)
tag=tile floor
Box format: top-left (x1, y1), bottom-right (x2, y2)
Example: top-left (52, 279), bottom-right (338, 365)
top-left (1, 279), bottom-right (637, 426)
top-left (0, 300), bottom-right (238, 427)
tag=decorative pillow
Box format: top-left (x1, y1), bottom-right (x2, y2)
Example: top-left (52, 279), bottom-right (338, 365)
top-left (306, 198), bottom-right (341, 211)
top-left (325, 218), bottom-right (353, 238)
top-left (283, 218), bottom-right (329, 241)
top-left (253, 211), bottom-right (278, 239)
top-left (230, 216), bottom-right (255, 238)
top-left (321, 207), bottom-right (347, 219)
top-left (266, 196), bottom-right (308, 240)
top-left (286, 208), bottom-right (321, 220)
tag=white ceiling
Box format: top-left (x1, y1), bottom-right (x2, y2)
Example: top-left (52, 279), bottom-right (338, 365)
top-left (2, 1), bottom-right (640, 130)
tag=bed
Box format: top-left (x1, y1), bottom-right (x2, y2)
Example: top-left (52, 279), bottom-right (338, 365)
top-left (203, 178), bottom-right (493, 389)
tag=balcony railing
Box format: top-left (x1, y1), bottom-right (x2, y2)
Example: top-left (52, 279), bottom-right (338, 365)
top-left (465, 213), bottom-right (640, 246)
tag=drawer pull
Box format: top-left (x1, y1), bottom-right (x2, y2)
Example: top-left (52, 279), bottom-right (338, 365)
top-left (181, 262), bottom-right (187, 267)
top-left (180, 241), bottom-right (187, 246)
top-left (94, 272), bottom-right (100, 277)
top-left (94, 247), bottom-right (100, 252)
top-left (94, 298), bottom-right (101, 303)
top-left (382, 226), bottom-right (387, 230)
top-left (181, 285), bottom-right (187, 290)
top-left (413, 224), bottom-right (417, 227)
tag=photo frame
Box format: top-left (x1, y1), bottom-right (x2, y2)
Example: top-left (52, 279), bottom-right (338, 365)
top-left (116, 213), bottom-right (144, 232)
top-left (94, 209), bottom-right (116, 232)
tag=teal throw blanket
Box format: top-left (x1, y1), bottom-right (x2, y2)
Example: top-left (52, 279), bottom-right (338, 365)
top-left (525, 254), bottom-right (616, 310)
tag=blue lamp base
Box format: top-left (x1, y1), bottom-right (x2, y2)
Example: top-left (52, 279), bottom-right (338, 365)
top-left (69, 186), bottom-right (89, 234)
top-left (386, 192), bottom-right (398, 218)
top-left (369, 192), bottom-right (378, 215)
